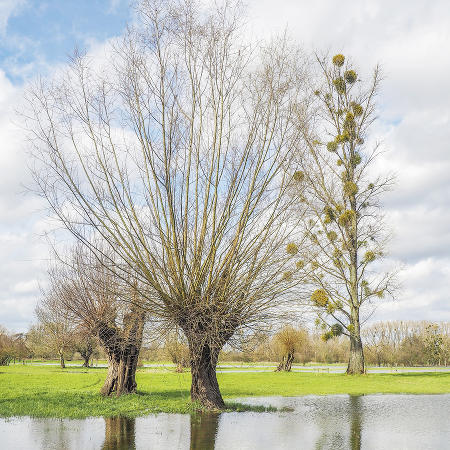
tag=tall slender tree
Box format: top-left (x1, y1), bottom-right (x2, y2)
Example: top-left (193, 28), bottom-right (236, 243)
top-left (291, 54), bottom-right (396, 374)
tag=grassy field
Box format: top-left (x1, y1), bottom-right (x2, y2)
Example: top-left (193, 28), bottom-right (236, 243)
top-left (0, 364), bottom-right (449, 418)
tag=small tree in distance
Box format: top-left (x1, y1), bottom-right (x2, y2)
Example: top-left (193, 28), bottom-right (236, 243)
top-left (34, 298), bottom-right (75, 368)
top-left (163, 331), bottom-right (190, 372)
top-left (0, 327), bottom-right (16, 366)
top-left (274, 325), bottom-right (308, 371)
top-left (72, 328), bottom-right (98, 368)
top-left (292, 53), bottom-right (397, 374)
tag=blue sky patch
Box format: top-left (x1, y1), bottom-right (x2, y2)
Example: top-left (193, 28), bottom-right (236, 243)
top-left (0, 0), bottom-right (130, 84)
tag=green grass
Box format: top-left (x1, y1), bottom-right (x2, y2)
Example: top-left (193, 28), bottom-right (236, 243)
top-left (0, 364), bottom-right (449, 418)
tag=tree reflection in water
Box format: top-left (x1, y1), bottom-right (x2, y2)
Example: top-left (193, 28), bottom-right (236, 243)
top-left (100, 413), bottom-right (219, 450)
top-left (3, 394), bottom-right (448, 449)
top-left (314, 395), bottom-right (363, 449)
top-left (102, 417), bottom-right (136, 450)
top-left (349, 396), bottom-right (362, 450)
top-left (190, 412), bottom-right (220, 450)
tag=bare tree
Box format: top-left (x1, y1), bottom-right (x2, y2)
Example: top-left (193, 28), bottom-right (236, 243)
top-left (362, 322), bottom-right (391, 367)
top-left (72, 327), bottom-right (98, 368)
top-left (25, 0), bottom-right (308, 408)
top-left (163, 330), bottom-right (190, 372)
top-left (423, 323), bottom-right (445, 366)
top-left (34, 297), bottom-right (76, 368)
top-left (291, 53), bottom-right (397, 374)
top-left (363, 320), bottom-right (450, 367)
top-left (46, 247), bottom-right (147, 396)
top-left (0, 327), bottom-right (17, 366)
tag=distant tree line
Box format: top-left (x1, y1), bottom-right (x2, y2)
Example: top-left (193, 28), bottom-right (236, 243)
top-left (218, 321), bottom-right (450, 368)
top-left (2, 320), bottom-right (448, 371)
top-left (362, 321), bottom-right (450, 367)
top-left (0, 327), bottom-right (30, 365)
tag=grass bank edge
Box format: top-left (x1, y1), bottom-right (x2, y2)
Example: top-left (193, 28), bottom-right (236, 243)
top-left (0, 367), bottom-right (449, 419)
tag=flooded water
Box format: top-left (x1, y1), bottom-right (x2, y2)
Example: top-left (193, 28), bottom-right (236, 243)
top-left (1, 394), bottom-right (449, 449)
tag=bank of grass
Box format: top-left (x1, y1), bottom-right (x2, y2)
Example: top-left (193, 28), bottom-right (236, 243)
top-left (0, 364), bottom-right (449, 418)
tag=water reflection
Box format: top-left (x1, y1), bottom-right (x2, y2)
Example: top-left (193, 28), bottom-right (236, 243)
top-left (190, 413), bottom-right (219, 450)
top-left (349, 396), bottom-right (362, 450)
top-left (98, 413), bottom-right (219, 450)
top-left (102, 417), bottom-right (136, 450)
top-left (312, 395), bottom-right (361, 450)
top-left (1, 394), bottom-right (449, 449)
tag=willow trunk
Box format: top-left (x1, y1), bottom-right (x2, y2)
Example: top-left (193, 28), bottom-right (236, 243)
top-left (188, 340), bottom-right (224, 409)
top-left (81, 353), bottom-right (91, 368)
top-left (276, 352), bottom-right (294, 372)
top-left (97, 311), bottom-right (145, 396)
top-left (100, 351), bottom-right (140, 396)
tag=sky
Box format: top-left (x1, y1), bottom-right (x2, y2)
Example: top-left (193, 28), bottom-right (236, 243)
top-left (0, 0), bottom-right (449, 332)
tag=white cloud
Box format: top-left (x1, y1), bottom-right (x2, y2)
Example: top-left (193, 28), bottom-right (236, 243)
top-left (1, 0), bottom-right (449, 330)
top-left (246, 0), bottom-right (450, 323)
top-left (0, 69), bottom-right (49, 332)
top-left (0, 0), bottom-right (27, 35)
top-left (375, 257), bottom-right (450, 321)
top-left (12, 280), bottom-right (39, 294)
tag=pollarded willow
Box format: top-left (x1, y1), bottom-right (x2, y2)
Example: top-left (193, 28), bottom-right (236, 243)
top-left (26, 0), bottom-right (309, 407)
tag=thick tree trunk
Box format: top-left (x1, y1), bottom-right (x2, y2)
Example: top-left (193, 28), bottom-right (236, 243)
top-left (347, 179), bottom-right (365, 375)
top-left (275, 351), bottom-right (294, 372)
top-left (347, 305), bottom-right (365, 374)
top-left (76, 337), bottom-right (95, 368)
top-left (79, 346), bottom-right (93, 368)
top-left (100, 351), bottom-right (140, 396)
top-left (97, 310), bottom-right (145, 397)
top-left (189, 341), bottom-right (225, 409)
top-left (347, 335), bottom-right (365, 374)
